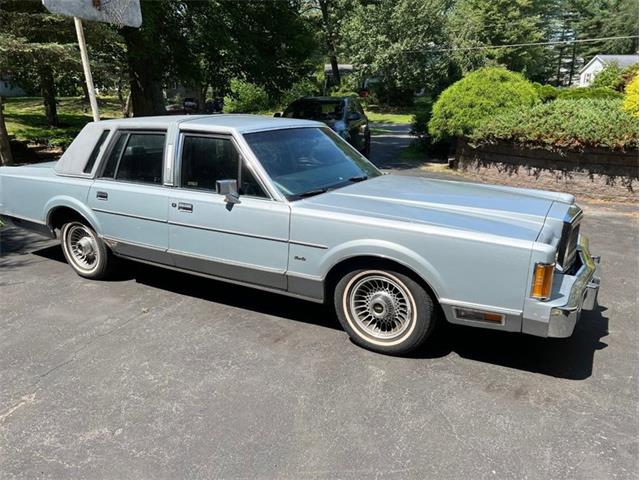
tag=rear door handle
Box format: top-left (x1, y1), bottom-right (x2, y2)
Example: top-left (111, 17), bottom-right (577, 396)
top-left (177, 202), bottom-right (193, 212)
top-left (96, 191), bottom-right (108, 200)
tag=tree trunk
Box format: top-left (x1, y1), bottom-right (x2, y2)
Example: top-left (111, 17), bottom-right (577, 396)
top-left (40, 66), bottom-right (59, 127)
top-left (0, 96), bottom-right (14, 166)
top-left (123, 91), bottom-right (132, 118)
top-left (121, 25), bottom-right (166, 117)
top-left (319, 0), bottom-right (340, 85)
top-left (567, 43), bottom-right (577, 87)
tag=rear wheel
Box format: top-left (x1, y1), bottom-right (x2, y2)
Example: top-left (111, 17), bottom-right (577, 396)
top-left (60, 221), bottom-right (111, 279)
top-left (334, 269), bottom-right (435, 355)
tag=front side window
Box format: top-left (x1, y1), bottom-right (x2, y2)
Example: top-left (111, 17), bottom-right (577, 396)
top-left (100, 131), bottom-right (165, 185)
top-left (244, 127), bottom-right (380, 200)
top-left (180, 135), bottom-right (268, 198)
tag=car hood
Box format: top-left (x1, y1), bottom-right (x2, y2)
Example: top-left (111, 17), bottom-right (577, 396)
top-left (297, 175), bottom-right (575, 242)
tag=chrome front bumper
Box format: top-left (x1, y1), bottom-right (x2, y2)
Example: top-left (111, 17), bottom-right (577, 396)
top-left (547, 236), bottom-right (601, 338)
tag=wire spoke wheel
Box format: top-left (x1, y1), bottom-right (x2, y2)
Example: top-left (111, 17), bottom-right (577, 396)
top-left (347, 273), bottom-right (414, 340)
top-left (65, 224), bottom-right (99, 272)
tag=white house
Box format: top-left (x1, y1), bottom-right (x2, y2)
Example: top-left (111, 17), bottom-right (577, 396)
top-left (577, 54), bottom-right (638, 87)
top-left (0, 76), bottom-right (25, 97)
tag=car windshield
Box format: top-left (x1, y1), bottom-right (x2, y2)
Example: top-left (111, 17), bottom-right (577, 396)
top-left (283, 99), bottom-right (345, 121)
top-left (244, 127), bottom-right (380, 200)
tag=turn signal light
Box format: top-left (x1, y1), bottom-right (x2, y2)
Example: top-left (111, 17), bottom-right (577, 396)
top-left (531, 263), bottom-right (555, 300)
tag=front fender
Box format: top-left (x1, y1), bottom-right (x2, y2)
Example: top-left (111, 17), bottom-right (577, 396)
top-left (318, 239), bottom-right (446, 299)
top-left (44, 196), bottom-right (102, 234)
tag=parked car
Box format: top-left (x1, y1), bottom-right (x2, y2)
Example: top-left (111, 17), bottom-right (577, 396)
top-left (276, 96), bottom-right (371, 157)
top-left (0, 115), bottom-right (601, 355)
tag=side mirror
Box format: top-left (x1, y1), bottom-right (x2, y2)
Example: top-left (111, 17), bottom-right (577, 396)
top-left (216, 179), bottom-right (241, 204)
top-left (273, 112), bottom-right (281, 118)
top-left (348, 112), bottom-right (361, 121)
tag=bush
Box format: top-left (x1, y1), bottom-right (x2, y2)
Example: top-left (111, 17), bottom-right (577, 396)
top-left (428, 67), bottom-right (540, 141)
top-left (533, 82), bottom-right (559, 102)
top-left (592, 63), bottom-right (639, 92)
top-left (556, 87), bottom-right (623, 100)
top-left (279, 79), bottom-right (320, 108)
top-left (623, 75), bottom-right (639, 118)
top-left (470, 98), bottom-right (638, 151)
top-left (223, 79), bottom-right (270, 113)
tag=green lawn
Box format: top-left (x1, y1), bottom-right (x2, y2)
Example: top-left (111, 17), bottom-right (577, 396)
top-left (5, 96), bottom-right (123, 148)
top-left (365, 108), bottom-right (415, 124)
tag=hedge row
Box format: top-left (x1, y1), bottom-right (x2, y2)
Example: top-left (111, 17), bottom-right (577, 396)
top-left (470, 98), bottom-right (638, 151)
top-left (426, 66), bottom-right (638, 152)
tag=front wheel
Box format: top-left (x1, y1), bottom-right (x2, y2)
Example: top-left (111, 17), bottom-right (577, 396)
top-left (334, 269), bottom-right (436, 355)
top-left (60, 221), bottom-right (111, 279)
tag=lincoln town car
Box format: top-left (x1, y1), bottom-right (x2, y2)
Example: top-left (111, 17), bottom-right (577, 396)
top-left (0, 115), bottom-right (601, 355)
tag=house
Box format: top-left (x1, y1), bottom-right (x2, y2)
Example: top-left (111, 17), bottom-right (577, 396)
top-left (0, 76), bottom-right (26, 97)
top-left (577, 54), bottom-right (638, 87)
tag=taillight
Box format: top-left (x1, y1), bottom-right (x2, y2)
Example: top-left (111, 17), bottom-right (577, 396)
top-left (531, 263), bottom-right (555, 300)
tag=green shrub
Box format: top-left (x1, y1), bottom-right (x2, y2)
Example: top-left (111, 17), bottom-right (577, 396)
top-left (623, 75), bottom-right (639, 118)
top-left (556, 87), bottom-right (623, 100)
top-left (470, 98), bottom-right (638, 151)
top-left (592, 63), bottom-right (639, 92)
top-left (223, 79), bottom-right (270, 113)
top-left (532, 82), bottom-right (559, 102)
top-left (280, 79), bottom-right (320, 108)
top-left (428, 67), bottom-right (540, 141)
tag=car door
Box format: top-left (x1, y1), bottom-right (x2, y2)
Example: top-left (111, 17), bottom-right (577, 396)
top-left (168, 132), bottom-right (290, 290)
top-left (88, 129), bottom-right (171, 265)
top-left (347, 99), bottom-right (367, 152)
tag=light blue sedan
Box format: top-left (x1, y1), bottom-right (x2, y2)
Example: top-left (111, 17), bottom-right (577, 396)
top-left (0, 115), bottom-right (601, 355)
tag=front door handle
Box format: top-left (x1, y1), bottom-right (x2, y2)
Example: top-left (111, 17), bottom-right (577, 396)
top-left (177, 202), bottom-right (193, 212)
top-left (96, 191), bottom-right (108, 200)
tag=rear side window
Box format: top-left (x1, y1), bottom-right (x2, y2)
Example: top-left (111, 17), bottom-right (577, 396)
top-left (100, 131), bottom-right (166, 185)
top-left (84, 129), bottom-right (110, 173)
top-left (116, 133), bottom-right (165, 184)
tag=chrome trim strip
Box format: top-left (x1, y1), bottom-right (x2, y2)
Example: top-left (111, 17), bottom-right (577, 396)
top-left (168, 247), bottom-right (286, 274)
top-left (164, 142), bottom-right (175, 186)
top-left (289, 240), bottom-right (329, 250)
top-left (92, 208), bottom-right (167, 224)
top-left (114, 254), bottom-right (324, 304)
top-left (101, 235), bottom-right (167, 252)
top-left (168, 220), bottom-right (288, 243)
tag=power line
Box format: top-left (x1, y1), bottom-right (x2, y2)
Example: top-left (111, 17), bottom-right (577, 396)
top-left (424, 35), bottom-right (639, 53)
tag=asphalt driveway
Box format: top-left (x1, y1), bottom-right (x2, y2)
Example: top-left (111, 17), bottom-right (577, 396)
top-left (0, 183), bottom-right (637, 478)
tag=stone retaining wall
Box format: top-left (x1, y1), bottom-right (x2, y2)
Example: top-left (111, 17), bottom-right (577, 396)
top-left (453, 141), bottom-right (639, 202)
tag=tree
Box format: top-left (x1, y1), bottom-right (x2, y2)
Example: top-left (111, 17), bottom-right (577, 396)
top-left (340, 0), bottom-right (452, 103)
top-left (318, 0), bottom-right (341, 84)
top-left (121, 0), bottom-right (317, 116)
top-left (446, 0), bottom-right (556, 82)
top-left (546, 0), bottom-right (638, 85)
top-left (0, 96), bottom-right (12, 165)
top-left (0, 0), bottom-right (81, 126)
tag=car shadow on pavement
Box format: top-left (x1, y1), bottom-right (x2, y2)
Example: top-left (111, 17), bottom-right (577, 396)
top-left (412, 306), bottom-right (609, 380)
top-left (29, 243), bottom-right (608, 380)
top-left (30, 244), bottom-right (342, 332)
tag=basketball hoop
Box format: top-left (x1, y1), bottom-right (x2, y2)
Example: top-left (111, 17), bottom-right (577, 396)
top-left (92, 0), bottom-right (135, 29)
top-left (42, 0), bottom-right (142, 28)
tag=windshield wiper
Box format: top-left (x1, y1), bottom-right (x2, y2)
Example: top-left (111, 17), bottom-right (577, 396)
top-left (297, 187), bottom-right (329, 198)
top-left (348, 175), bottom-right (368, 182)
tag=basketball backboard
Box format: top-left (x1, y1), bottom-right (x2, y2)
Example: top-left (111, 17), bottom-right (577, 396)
top-left (42, 0), bottom-right (142, 28)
